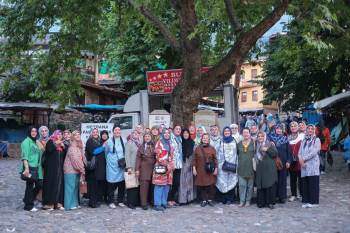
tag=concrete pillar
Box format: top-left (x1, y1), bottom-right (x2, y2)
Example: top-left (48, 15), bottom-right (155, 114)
top-left (140, 90), bottom-right (149, 127)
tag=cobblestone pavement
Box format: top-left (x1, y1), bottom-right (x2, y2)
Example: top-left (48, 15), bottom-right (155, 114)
top-left (0, 152), bottom-right (349, 233)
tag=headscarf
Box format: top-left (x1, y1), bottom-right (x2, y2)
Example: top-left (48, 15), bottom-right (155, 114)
top-left (38, 126), bottom-right (49, 142)
top-left (269, 124), bottom-right (289, 146)
top-left (189, 125), bottom-right (197, 141)
top-left (50, 130), bottom-right (64, 152)
top-left (181, 128), bottom-right (194, 161)
top-left (71, 130), bottom-right (83, 149)
top-left (200, 133), bottom-right (210, 147)
top-left (222, 126), bottom-right (234, 143)
top-left (230, 124), bottom-right (241, 142)
top-left (27, 126), bottom-right (37, 142)
top-left (196, 125), bottom-right (207, 145)
top-left (303, 124), bottom-right (317, 149)
top-left (256, 132), bottom-right (271, 160)
top-left (100, 130), bottom-right (109, 143)
top-left (160, 128), bottom-right (171, 152)
top-left (210, 125), bottom-right (221, 143)
top-left (172, 125), bottom-right (182, 146)
top-left (130, 130), bottom-right (141, 147)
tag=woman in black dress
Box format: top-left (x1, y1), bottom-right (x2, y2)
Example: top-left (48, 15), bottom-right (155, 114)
top-left (42, 130), bottom-right (67, 210)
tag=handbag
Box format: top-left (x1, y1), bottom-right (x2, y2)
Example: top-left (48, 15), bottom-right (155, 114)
top-left (20, 166), bottom-right (39, 182)
top-left (154, 165), bottom-right (167, 174)
top-left (221, 142), bottom-right (237, 173)
top-left (79, 181), bottom-right (87, 194)
top-left (124, 171), bottom-right (139, 189)
top-left (118, 158), bottom-right (126, 168)
top-left (199, 146), bottom-right (215, 174)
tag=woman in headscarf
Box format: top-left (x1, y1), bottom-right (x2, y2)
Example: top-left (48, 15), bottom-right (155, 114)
top-left (288, 121), bottom-right (304, 201)
top-left (298, 121), bottom-right (307, 139)
top-left (237, 128), bottom-right (255, 207)
top-left (42, 130), bottom-right (67, 210)
top-left (209, 125), bottom-right (222, 153)
top-left (216, 127), bottom-right (238, 205)
top-left (63, 130), bottom-right (72, 148)
top-left (178, 128), bottom-right (195, 204)
top-left (151, 126), bottom-right (160, 144)
top-left (195, 125), bottom-right (207, 145)
top-left (21, 126), bottom-right (42, 211)
top-left (152, 128), bottom-right (174, 211)
top-left (105, 126), bottom-right (126, 209)
top-left (125, 130), bottom-right (141, 209)
top-left (255, 131), bottom-right (278, 209)
top-left (189, 124), bottom-right (197, 141)
top-left (269, 124), bottom-right (292, 204)
top-left (230, 124), bottom-right (243, 143)
top-left (136, 133), bottom-right (156, 210)
top-left (298, 124), bottom-right (321, 208)
top-left (100, 130), bottom-right (109, 144)
top-left (63, 130), bottom-right (86, 210)
top-left (168, 125), bottom-right (183, 207)
top-left (37, 126), bottom-right (50, 152)
top-left (85, 128), bottom-right (107, 208)
top-left (193, 133), bottom-right (218, 207)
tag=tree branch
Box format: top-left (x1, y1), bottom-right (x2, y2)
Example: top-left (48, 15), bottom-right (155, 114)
top-left (127, 0), bottom-right (181, 51)
top-left (201, 0), bottom-right (291, 95)
top-left (224, 0), bottom-right (242, 35)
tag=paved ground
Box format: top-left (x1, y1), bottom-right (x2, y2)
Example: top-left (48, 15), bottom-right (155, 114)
top-left (0, 152), bottom-right (349, 233)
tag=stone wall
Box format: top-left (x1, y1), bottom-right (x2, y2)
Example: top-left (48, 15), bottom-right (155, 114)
top-left (49, 110), bottom-right (93, 131)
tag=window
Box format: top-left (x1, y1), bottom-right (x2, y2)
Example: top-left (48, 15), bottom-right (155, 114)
top-left (108, 116), bottom-right (133, 130)
top-left (252, 90), bottom-right (258, 102)
top-left (251, 69), bottom-right (257, 79)
top-left (240, 71), bottom-right (245, 80)
top-left (241, 92), bottom-right (247, 102)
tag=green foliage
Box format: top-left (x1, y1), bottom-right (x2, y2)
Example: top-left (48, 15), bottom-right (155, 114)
top-left (259, 0), bottom-right (350, 111)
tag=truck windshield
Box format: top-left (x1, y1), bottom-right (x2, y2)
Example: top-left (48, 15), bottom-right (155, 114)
top-left (109, 116), bottom-right (133, 130)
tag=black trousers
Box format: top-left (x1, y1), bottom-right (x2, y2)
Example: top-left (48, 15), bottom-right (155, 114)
top-left (87, 178), bottom-right (107, 207)
top-left (257, 185), bottom-right (275, 208)
top-left (290, 170), bottom-right (302, 197)
top-left (216, 188), bottom-right (235, 203)
top-left (168, 169), bottom-right (181, 202)
top-left (319, 151), bottom-right (327, 172)
top-left (198, 185), bottom-right (215, 202)
top-left (23, 179), bottom-right (42, 210)
top-left (301, 176), bottom-right (319, 204)
top-left (276, 170), bottom-right (287, 200)
top-left (107, 181), bottom-right (125, 204)
top-left (127, 187), bottom-right (140, 206)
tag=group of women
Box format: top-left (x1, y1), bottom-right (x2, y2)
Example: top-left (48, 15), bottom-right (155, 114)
top-left (20, 120), bottom-right (321, 212)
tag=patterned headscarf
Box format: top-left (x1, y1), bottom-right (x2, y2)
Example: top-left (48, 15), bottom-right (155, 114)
top-left (50, 130), bottom-right (64, 152)
top-left (269, 124), bottom-right (289, 146)
top-left (160, 128), bottom-right (171, 152)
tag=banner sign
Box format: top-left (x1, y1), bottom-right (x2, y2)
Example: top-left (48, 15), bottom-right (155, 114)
top-left (146, 67), bottom-right (210, 95)
top-left (81, 123), bottom-right (114, 144)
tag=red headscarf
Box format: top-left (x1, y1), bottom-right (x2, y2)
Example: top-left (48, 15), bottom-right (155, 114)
top-left (50, 130), bottom-right (64, 152)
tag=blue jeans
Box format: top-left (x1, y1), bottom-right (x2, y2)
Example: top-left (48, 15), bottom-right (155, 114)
top-left (64, 174), bottom-right (80, 210)
top-left (154, 185), bottom-right (170, 207)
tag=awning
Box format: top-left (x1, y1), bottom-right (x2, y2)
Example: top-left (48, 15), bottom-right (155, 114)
top-left (72, 104), bottom-right (124, 112)
top-left (313, 91), bottom-right (350, 110)
top-left (0, 102), bottom-right (58, 111)
top-left (239, 107), bottom-right (264, 113)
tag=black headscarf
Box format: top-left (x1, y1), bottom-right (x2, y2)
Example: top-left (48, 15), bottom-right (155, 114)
top-left (100, 130), bottom-right (109, 143)
top-left (27, 126), bottom-right (37, 142)
top-left (181, 128), bottom-right (195, 162)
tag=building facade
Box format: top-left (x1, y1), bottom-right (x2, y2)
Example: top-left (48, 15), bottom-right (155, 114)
top-left (231, 59), bottom-right (278, 114)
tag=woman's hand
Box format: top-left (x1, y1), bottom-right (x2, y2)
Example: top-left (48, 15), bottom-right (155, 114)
top-left (213, 168), bottom-right (218, 176)
top-left (135, 171), bottom-right (140, 176)
top-left (193, 167), bottom-right (197, 176)
top-left (127, 168), bottom-right (132, 175)
top-left (299, 159), bottom-right (305, 167)
top-left (286, 162), bottom-right (290, 169)
top-left (22, 168), bottom-right (30, 178)
top-left (261, 146), bottom-right (268, 152)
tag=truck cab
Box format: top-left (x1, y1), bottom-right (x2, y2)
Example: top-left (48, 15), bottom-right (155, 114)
top-left (107, 112), bottom-right (140, 140)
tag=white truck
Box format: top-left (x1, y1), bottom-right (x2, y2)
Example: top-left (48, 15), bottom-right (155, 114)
top-left (107, 85), bottom-right (235, 138)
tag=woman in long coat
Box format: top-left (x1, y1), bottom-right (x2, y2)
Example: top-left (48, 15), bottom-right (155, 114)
top-left (255, 132), bottom-right (278, 209)
top-left (152, 129), bottom-right (174, 211)
top-left (85, 128), bottom-right (106, 208)
top-left (193, 133), bottom-right (218, 207)
top-left (178, 129), bottom-right (195, 204)
top-left (136, 133), bottom-right (156, 210)
top-left (269, 124), bottom-right (292, 203)
top-left (42, 130), bottom-right (66, 210)
top-left (216, 127), bottom-right (238, 204)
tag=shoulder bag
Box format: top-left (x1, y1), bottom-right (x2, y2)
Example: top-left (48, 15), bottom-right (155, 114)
top-left (200, 146), bottom-right (215, 174)
top-left (221, 142), bottom-right (237, 173)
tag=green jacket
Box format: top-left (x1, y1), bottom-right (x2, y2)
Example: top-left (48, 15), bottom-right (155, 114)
top-left (255, 144), bottom-right (278, 189)
top-left (237, 141), bottom-right (255, 178)
top-left (20, 137), bottom-right (43, 179)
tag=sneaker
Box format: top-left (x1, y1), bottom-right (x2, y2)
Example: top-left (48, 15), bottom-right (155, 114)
top-left (289, 196), bottom-right (296, 202)
top-left (30, 207), bottom-right (38, 212)
top-left (302, 203), bottom-right (310, 208)
top-left (109, 203), bottom-right (117, 209)
top-left (35, 202), bottom-right (43, 209)
top-left (207, 200), bottom-right (214, 207)
top-left (117, 203), bottom-right (126, 207)
top-left (154, 206), bottom-right (164, 211)
top-left (200, 201), bottom-right (207, 207)
top-left (309, 204), bottom-right (318, 208)
top-left (245, 202), bottom-right (250, 207)
top-left (70, 207), bottom-right (77, 210)
top-left (296, 195), bottom-right (302, 200)
top-left (321, 171), bottom-right (326, 175)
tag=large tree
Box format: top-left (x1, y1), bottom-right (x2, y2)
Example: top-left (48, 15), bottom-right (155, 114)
top-left (1, 0), bottom-right (345, 125)
top-left (259, 0), bottom-right (350, 111)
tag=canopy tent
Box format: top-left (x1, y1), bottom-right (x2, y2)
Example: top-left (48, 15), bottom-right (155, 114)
top-left (72, 104), bottom-right (124, 112)
top-left (313, 91), bottom-right (350, 110)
